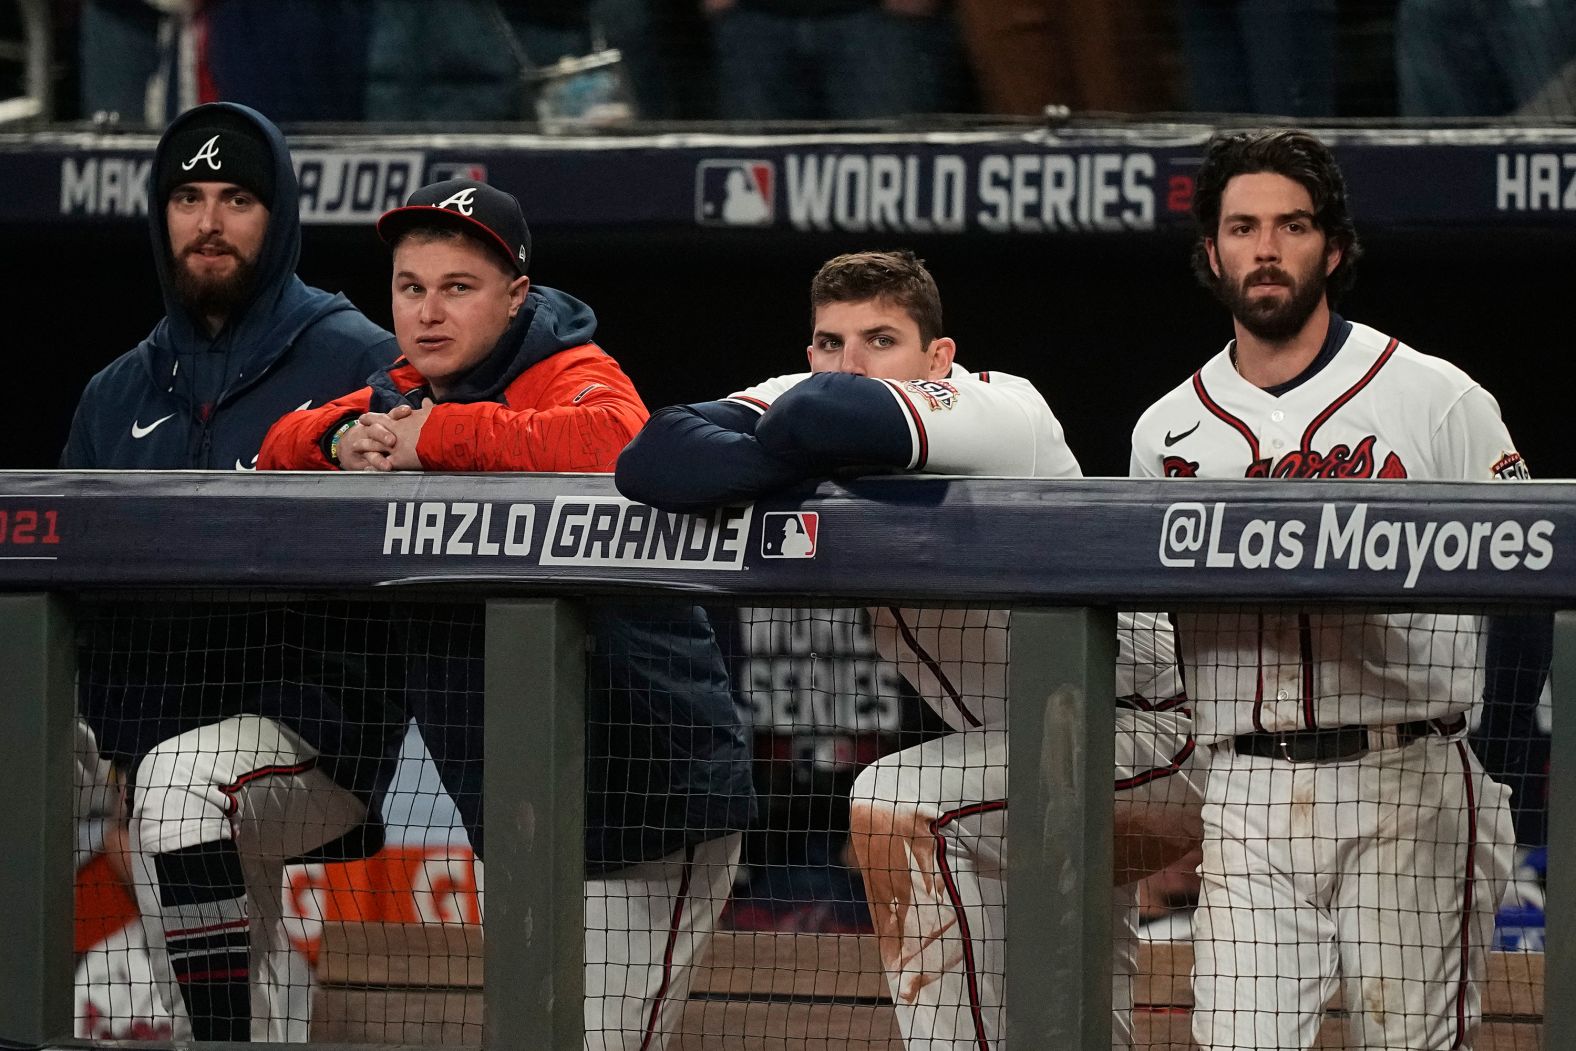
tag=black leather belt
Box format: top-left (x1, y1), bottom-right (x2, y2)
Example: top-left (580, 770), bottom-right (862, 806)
top-left (1230, 714), bottom-right (1467, 763)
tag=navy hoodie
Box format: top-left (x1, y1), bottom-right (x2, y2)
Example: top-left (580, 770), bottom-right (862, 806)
top-left (62, 102), bottom-right (397, 471)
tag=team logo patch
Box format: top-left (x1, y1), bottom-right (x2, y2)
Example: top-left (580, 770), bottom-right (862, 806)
top-left (761, 512), bottom-right (818, 559)
top-left (901, 380), bottom-right (960, 411)
top-left (696, 160), bottom-right (775, 227)
top-left (437, 187), bottom-right (477, 215)
top-left (181, 135), bottom-right (222, 172)
top-left (1493, 451), bottom-right (1530, 480)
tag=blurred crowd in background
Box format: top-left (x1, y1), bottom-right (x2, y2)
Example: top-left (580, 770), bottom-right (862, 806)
top-left (22, 0), bottom-right (1576, 126)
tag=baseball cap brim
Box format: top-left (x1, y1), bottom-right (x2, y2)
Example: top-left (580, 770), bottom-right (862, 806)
top-left (376, 206), bottom-right (525, 275)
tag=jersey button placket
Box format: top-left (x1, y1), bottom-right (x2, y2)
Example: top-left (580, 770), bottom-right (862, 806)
top-left (1269, 409), bottom-right (1287, 451)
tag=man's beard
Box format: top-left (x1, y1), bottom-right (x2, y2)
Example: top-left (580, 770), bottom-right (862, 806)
top-left (172, 243), bottom-right (259, 323)
top-left (1215, 262), bottom-right (1327, 343)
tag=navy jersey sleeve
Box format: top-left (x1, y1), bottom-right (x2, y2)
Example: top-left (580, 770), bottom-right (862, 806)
top-left (615, 400), bottom-right (808, 512)
top-left (754, 372), bottom-right (912, 470)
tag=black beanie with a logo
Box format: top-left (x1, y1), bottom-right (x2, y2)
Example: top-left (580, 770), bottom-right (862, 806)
top-left (156, 106), bottom-right (276, 208)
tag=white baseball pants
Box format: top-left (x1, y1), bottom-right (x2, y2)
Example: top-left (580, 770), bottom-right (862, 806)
top-left (130, 714), bottom-right (363, 1041)
top-left (848, 708), bottom-right (1206, 1050)
top-left (1191, 735), bottom-right (1515, 1050)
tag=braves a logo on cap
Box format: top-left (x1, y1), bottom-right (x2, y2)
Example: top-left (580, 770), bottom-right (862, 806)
top-left (181, 135), bottom-right (223, 173)
top-left (696, 160), bottom-right (775, 227)
top-left (437, 187), bottom-right (477, 216)
top-left (761, 512), bottom-right (818, 559)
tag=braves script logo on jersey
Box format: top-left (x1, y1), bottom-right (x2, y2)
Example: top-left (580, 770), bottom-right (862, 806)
top-left (902, 380), bottom-right (960, 412)
top-left (1158, 501), bottom-right (1554, 588)
top-left (761, 512), bottom-right (818, 559)
top-left (696, 160), bottom-right (776, 227)
top-left (1164, 435), bottom-right (1407, 479)
top-left (181, 135), bottom-right (223, 172)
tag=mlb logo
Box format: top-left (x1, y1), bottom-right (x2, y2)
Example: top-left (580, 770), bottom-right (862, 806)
top-left (696, 160), bottom-right (775, 227)
top-left (427, 162), bottom-right (489, 183)
top-left (761, 512), bottom-right (818, 559)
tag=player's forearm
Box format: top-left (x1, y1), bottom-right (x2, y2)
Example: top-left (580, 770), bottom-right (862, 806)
top-left (258, 404), bottom-right (358, 470)
top-left (754, 373), bottom-right (912, 469)
top-left (616, 405), bottom-right (806, 512)
top-left (1481, 612), bottom-right (1553, 709)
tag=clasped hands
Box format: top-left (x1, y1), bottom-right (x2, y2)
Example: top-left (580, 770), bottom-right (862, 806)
top-left (335, 399), bottom-right (434, 472)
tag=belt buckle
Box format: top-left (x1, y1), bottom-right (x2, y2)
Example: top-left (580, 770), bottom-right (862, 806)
top-left (1274, 730), bottom-right (1368, 763)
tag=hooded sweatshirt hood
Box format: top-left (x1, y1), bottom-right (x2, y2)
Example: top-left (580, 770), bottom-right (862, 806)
top-left (370, 285), bottom-right (600, 410)
top-left (141, 103), bottom-right (356, 401)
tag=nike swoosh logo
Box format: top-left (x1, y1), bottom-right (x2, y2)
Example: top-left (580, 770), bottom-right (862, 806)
top-left (130, 413), bottom-right (175, 439)
top-left (235, 455), bottom-right (258, 471)
top-left (294, 399), bottom-right (312, 411)
top-left (1164, 421), bottom-right (1201, 447)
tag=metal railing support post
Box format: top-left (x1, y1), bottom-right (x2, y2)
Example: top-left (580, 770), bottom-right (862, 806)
top-left (0, 594), bottom-right (74, 1042)
top-left (1005, 606), bottom-right (1116, 1049)
top-left (484, 599), bottom-right (587, 1050)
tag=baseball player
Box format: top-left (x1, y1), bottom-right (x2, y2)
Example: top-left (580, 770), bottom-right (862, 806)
top-left (1130, 129), bottom-right (1522, 1049)
top-left (260, 179), bottom-right (756, 1049)
top-left (617, 250), bottom-right (1208, 1048)
top-left (61, 102), bottom-right (404, 1042)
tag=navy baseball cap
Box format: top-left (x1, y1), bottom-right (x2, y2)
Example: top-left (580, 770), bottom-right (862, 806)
top-left (377, 179), bottom-right (531, 275)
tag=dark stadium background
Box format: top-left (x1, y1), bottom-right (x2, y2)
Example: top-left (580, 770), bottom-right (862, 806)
top-left (9, 221), bottom-right (1566, 478)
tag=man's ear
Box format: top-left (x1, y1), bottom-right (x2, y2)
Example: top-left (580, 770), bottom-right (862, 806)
top-left (1205, 238), bottom-right (1222, 279)
top-left (508, 275), bottom-right (531, 316)
top-left (1324, 241), bottom-right (1343, 277)
top-left (927, 336), bottom-right (957, 379)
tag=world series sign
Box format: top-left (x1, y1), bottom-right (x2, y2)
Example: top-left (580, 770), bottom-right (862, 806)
top-left (10, 126), bottom-right (1576, 232)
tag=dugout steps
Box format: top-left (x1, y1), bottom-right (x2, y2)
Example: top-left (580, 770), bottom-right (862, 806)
top-left (311, 922), bottom-right (1544, 1048)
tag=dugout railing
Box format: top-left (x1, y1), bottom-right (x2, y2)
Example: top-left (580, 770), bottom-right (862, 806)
top-left (0, 470), bottom-right (1572, 1050)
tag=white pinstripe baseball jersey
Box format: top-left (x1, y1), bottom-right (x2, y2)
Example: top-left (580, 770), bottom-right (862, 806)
top-left (1131, 320), bottom-right (1528, 742)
